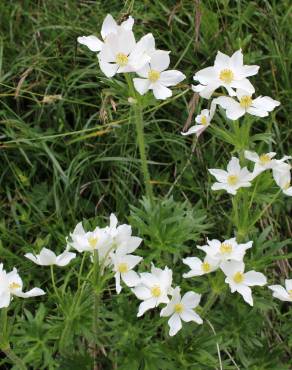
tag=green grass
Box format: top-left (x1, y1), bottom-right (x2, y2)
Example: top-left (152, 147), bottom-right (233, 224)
top-left (0, 0), bottom-right (291, 369)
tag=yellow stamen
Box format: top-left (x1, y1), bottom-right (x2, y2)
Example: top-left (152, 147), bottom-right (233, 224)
top-left (259, 154), bottom-right (271, 165)
top-left (220, 243), bottom-right (233, 254)
top-left (202, 262), bottom-right (211, 273)
top-left (148, 69), bottom-right (160, 83)
top-left (201, 116), bottom-right (208, 126)
top-left (283, 182), bottom-right (290, 190)
top-left (174, 303), bottom-right (184, 314)
top-left (115, 53), bottom-right (128, 67)
top-left (88, 236), bottom-right (98, 249)
top-left (239, 95), bottom-right (252, 109)
top-left (233, 272), bottom-right (244, 284)
top-left (118, 262), bottom-right (129, 273)
top-left (288, 290), bottom-right (292, 299)
top-left (151, 285), bottom-right (161, 297)
top-left (9, 282), bottom-right (21, 290)
top-left (227, 175), bottom-right (239, 186)
top-left (219, 69), bottom-right (234, 84)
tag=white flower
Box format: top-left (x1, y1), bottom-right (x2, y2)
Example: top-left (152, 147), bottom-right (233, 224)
top-left (132, 264), bottom-right (173, 317)
top-left (67, 222), bottom-right (112, 265)
top-left (192, 49), bottom-right (259, 99)
top-left (105, 213), bottom-right (143, 254)
top-left (221, 261), bottom-right (267, 306)
top-left (214, 89), bottom-right (280, 120)
top-left (181, 101), bottom-right (216, 137)
top-left (182, 255), bottom-right (219, 277)
top-left (98, 29), bottom-right (153, 77)
top-left (133, 50), bottom-right (186, 100)
top-left (0, 264), bottom-right (45, 308)
top-left (197, 238), bottom-right (252, 264)
top-left (160, 287), bottom-right (202, 336)
top-left (268, 279), bottom-right (292, 302)
top-left (77, 14), bottom-right (134, 53)
top-left (25, 248), bottom-right (76, 267)
top-left (272, 164), bottom-right (292, 196)
top-left (110, 247), bottom-right (142, 294)
top-left (244, 151), bottom-right (277, 176)
top-left (209, 157), bottom-right (254, 195)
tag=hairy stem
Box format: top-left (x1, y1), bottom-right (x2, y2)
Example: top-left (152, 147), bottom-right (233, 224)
top-left (125, 74), bottom-right (154, 202)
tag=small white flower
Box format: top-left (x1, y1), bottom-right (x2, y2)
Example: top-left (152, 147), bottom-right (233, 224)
top-left (192, 49), bottom-right (259, 99)
top-left (67, 222), bottom-right (113, 266)
top-left (268, 279), bottom-right (292, 302)
top-left (244, 151), bottom-right (277, 176)
top-left (105, 213), bottom-right (143, 255)
top-left (98, 30), bottom-right (153, 77)
top-left (181, 101), bottom-right (216, 137)
top-left (214, 89), bottom-right (280, 120)
top-left (0, 264), bottom-right (45, 308)
top-left (221, 260), bottom-right (267, 306)
top-left (133, 50), bottom-right (186, 100)
top-left (77, 14), bottom-right (134, 53)
top-left (132, 264), bottom-right (173, 317)
top-left (182, 255), bottom-right (219, 277)
top-left (110, 247), bottom-right (142, 294)
top-left (272, 164), bottom-right (292, 196)
top-left (197, 238), bottom-right (252, 263)
top-left (209, 157), bottom-right (254, 195)
top-left (160, 287), bottom-right (202, 336)
top-left (25, 248), bottom-right (76, 267)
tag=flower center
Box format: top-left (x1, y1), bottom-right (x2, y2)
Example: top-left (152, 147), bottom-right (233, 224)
top-left (118, 262), bottom-right (128, 273)
top-left (219, 69), bottom-right (234, 84)
top-left (9, 282), bottom-right (21, 290)
top-left (239, 95), bottom-right (252, 109)
top-left (283, 182), bottom-right (290, 190)
top-left (115, 52), bottom-right (129, 67)
top-left (174, 303), bottom-right (184, 314)
top-left (227, 175), bottom-right (239, 186)
top-left (148, 69), bottom-right (160, 83)
top-left (259, 154), bottom-right (271, 165)
top-left (88, 236), bottom-right (98, 249)
top-left (201, 115), bottom-right (208, 126)
top-left (202, 262), bottom-right (211, 273)
top-left (233, 272), bottom-right (244, 284)
top-left (288, 290), bottom-right (292, 299)
top-left (151, 285), bottom-right (161, 297)
top-left (220, 243), bottom-right (233, 254)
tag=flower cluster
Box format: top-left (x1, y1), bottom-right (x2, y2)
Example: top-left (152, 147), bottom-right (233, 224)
top-left (182, 49), bottom-right (279, 136)
top-left (208, 152), bottom-right (292, 196)
top-left (183, 237), bottom-right (266, 306)
top-left (78, 14), bottom-right (185, 100)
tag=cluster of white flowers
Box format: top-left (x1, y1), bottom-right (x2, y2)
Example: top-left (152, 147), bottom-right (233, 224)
top-left (78, 14), bottom-right (185, 100)
top-left (183, 237), bottom-right (266, 306)
top-left (182, 49), bottom-right (280, 136)
top-left (208, 152), bottom-right (292, 196)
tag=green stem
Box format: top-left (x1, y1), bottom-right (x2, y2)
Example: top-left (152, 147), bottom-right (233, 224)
top-left (50, 265), bottom-right (61, 301)
top-left (92, 250), bottom-right (100, 367)
top-left (125, 74), bottom-right (154, 202)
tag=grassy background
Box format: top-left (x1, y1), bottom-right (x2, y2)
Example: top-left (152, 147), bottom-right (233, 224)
top-left (0, 0), bottom-right (291, 369)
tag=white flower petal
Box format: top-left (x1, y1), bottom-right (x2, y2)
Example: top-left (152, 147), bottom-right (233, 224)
top-left (101, 14), bottom-right (118, 39)
top-left (122, 270), bottom-right (141, 287)
top-left (244, 271), bottom-right (267, 286)
top-left (24, 253), bottom-right (39, 265)
top-left (152, 84), bottom-right (172, 100)
top-left (150, 50), bottom-right (170, 72)
top-left (168, 313), bottom-right (182, 336)
top-left (55, 251), bottom-right (76, 267)
top-left (0, 291), bottom-right (11, 309)
top-left (15, 288), bottom-right (45, 298)
top-left (181, 291), bottom-right (201, 308)
top-left (236, 285), bottom-right (253, 306)
top-left (132, 286), bottom-right (152, 300)
top-left (77, 36), bottom-right (103, 52)
top-left (208, 169), bottom-right (228, 182)
top-left (38, 248), bottom-right (57, 265)
top-left (137, 297), bottom-right (156, 317)
top-left (180, 308), bottom-right (203, 324)
top-left (159, 70), bottom-right (185, 87)
top-left (268, 285), bottom-right (291, 302)
top-left (133, 78), bottom-right (150, 95)
top-left (99, 60), bottom-right (118, 78)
